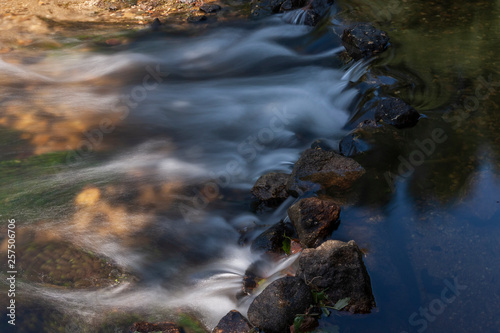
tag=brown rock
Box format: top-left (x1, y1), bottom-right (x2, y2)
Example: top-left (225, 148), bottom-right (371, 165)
top-left (287, 197), bottom-right (341, 248)
top-left (286, 149), bottom-right (365, 196)
top-left (213, 310), bottom-right (253, 333)
top-left (296, 240), bottom-right (375, 313)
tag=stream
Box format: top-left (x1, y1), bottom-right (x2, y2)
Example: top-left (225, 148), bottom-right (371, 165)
top-left (1, 1), bottom-right (500, 332)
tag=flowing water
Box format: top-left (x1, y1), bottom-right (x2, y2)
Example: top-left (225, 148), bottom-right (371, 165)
top-left (1, 1), bottom-right (500, 332)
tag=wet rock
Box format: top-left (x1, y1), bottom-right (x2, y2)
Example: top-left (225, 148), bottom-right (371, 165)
top-left (250, 221), bottom-right (295, 255)
top-left (339, 120), bottom-right (379, 157)
top-left (303, 10), bottom-right (321, 26)
top-left (187, 14), bottom-right (208, 23)
top-left (248, 276), bottom-right (313, 333)
top-left (282, 8), bottom-right (320, 26)
top-left (373, 97), bottom-right (420, 129)
top-left (150, 18), bottom-right (162, 31)
top-left (286, 148), bottom-right (366, 196)
top-left (213, 310), bottom-right (253, 333)
top-left (280, 0), bottom-right (333, 17)
top-left (339, 133), bottom-right (371, 157)
top-left (250, 0), bottom-right (286, 18)
top-left (239, 260), bottom-right (266, 297)
top-left (341, 23), bottom-right (390, 60)
top-left (296, 240), bottom-right (375, 313)
top-left (200, 4), bottom-right (222, 13)
top-left (129, 321), bottom-right (183, 333)
top-left (308, 0), bottom-right (335, 17)
top-left (251, 172), bottom-right (290, 207)
top-left (310, 139), bottom-right (335, 151)
top-left (287, 197), bottom-right (341, 248)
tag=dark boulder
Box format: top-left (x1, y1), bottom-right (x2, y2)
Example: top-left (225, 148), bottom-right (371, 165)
top-left (296, 240), bottom-right (375, 313)
top-left (200, 4), bottom-right (222, 13)
top-left (129, 321), bottom-right (183, 333)
top-left (213, 310), bottom-right (253, 333)
top-left (342, 23), bottom-right (390, 60)
top-left (248, 276), bottom-right (313, 333)
top-left (286, 148), bottom-right (365, 196)
top-left (250, 221), bottom-right (295, 256)
top-left (287, 197), bottom-right (341, 248)
top-left (373, 97), bottom-right (420, 129)
top-left (251, 172), bottom-right (290, 207)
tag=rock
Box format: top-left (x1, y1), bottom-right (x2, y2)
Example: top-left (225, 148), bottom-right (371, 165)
top-left (250, 221), bottom-right (295, 256)
top-left (373, 97), bottom-right (420, 129)
top-left (129, 321), bottom-right (182, 333)
top-left (310, 139), bottom-right (335, 151)
top-left (339, 120), bottom-right (379, 157)
top-left (287, 197), bottom-right (341, 248)
top-left (200, 4), bottom-right (222, 13)
top-left (280, 0), bottom-right (333, 17)
top-left (150, 18), bottom-right (162, 31)
top-left (286, 148), bottom-right (366, 196)
top-left (251, 172), bottom-right (290, 207)
top-left (341, 23), bottom-right (390, 60)
top-left (301, 10), bottom-right (321, 26)
top-left (213, 310), bottom-right (253, 333)
top-left (339, 133), bottom-right (371, 157)
top-left (248, 276), bottom-right (313, 333)
top-left (239, 260), bottom-right (266, 297)
top-left (282, 8), bottom-right (320, 26)
top-left (250, 0), bottom-right (286, 18)
top-left (296, 240), bottom-right (375, 313)
top-left (308, 0), bottom-right (335, 17)
top-left (187, 14), bottom-right (207, 23)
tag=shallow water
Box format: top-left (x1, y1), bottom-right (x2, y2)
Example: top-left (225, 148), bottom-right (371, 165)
top-left (1, 2), bottom-right (500, 332)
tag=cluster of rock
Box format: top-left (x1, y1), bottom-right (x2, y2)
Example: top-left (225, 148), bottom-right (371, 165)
top-left (128, 3), bottom-right (427, 333)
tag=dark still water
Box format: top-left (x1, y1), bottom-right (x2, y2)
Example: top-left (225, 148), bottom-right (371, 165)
top-left (1, 1), bottom-right (500, 332)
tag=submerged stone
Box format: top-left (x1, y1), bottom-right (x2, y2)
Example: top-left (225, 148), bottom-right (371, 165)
top-left (247, 276), bottom-right (313, 333)
top-left (286, 148), bottom-right (366, 196)
top-left (342, 23), bottom-right (390, 60)
top-left (287, 197), bottom-right (341, 248)
top-left (213, 310), bottom-right (253, 333)
top-left (296, 240), bottom-right (376, 313)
